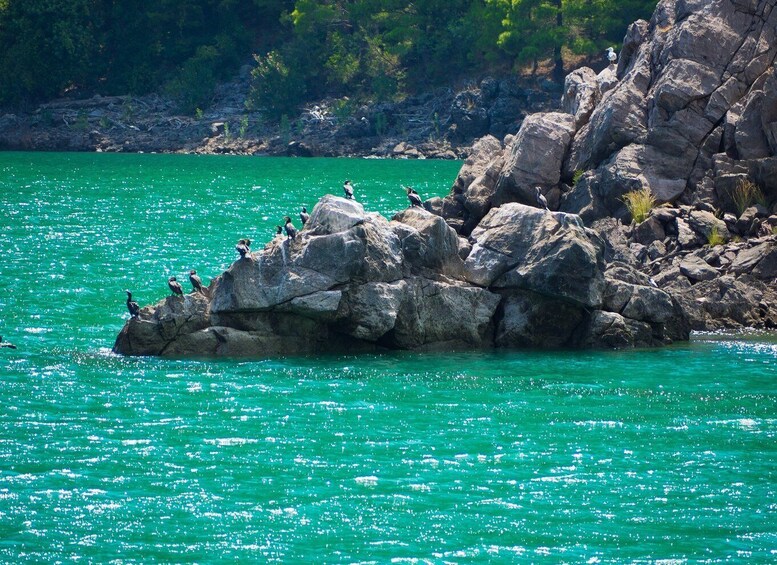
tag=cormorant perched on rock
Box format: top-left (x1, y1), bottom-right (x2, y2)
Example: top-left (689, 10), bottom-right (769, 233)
top-left (168, 276), bottom-right (184, 297)
top-left (0, 335), bottom-right (17, 349)
top-left (406, 186), bottom-right (422, 207)
top-left (236, 238), bottom-right (251, 259)
top-left (343, 180), bottom-right (354, 200)
top-left (283, 216), bottom-right (297, 240)
top-left (275, 225), bottom-right (283, 235)
top-left (125, 290), bottom-right (140, 318)
top-left (606, 47), bottom-right (617, 65)
top-left (189, 270), bottom-right (204, 293)
top-left (535, 186), bottom-right (548, 209)
top-left (300, 206), bottom-right (310, 226)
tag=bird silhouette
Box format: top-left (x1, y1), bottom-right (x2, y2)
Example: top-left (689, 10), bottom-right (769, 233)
top-left (189, 270), bottom-right (204, 293)
top-left (125, 290), bottom-right (140, 318)
top-left (236, 238), bottom-right (251, 259)
top-left (284, 216), bottom-right (298, 240)
top-left (343, 180), bottom-right (354, 199)
top-left (406, 186), bottom-right (422, 207)
top-left (606, 47), bottom-right (617, 64)
top-left (167, 276), bottom-right (183, 297)
top-left (300, 206), bottom-right (310, 225)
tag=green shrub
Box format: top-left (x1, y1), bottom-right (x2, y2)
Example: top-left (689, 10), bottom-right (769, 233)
top-left (374, 112), bottom-right (388, 136)
top-left (732, 179), bottom-right (766, 215)
top-left (331, 98), bottom-right (355, 120)
top-left (622, 188), bottom-right (656, 224)
top-left (572, 169), bottom-right (584, 186)
top-left (247, 50), bottom-right (306, 121)
top-left (164, 45), bottom-right (220, 115)
top-left (707, 226), bottom-right (725, 247)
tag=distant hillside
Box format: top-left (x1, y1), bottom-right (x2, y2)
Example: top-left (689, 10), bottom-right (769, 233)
top-left (0, 0), bottom-right (657, 115)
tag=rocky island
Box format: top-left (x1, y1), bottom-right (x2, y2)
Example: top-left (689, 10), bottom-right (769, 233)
top-left (114, 0), bottom-right (776, 357)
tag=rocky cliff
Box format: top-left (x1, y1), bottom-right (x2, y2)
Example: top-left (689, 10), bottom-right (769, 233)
top-left (113, 0), bottom-right (777, 357)
top-left (432, 0), bottom-right (777, 334)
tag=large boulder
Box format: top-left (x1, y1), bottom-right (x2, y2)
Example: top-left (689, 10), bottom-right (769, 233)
top-left (391, 207), bottom-right (464, 276)
top-left (492, 112), bottom-right (577, 207)
top-left (562, 67), bottom-right (599, 128)
top-left (390, 278), bottom-right (501, 350)
top-left (464, 203), bottom-right (605, 308)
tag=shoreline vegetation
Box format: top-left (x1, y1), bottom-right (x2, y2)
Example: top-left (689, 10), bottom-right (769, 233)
top-left (0, 0), bottom-right (660, 158)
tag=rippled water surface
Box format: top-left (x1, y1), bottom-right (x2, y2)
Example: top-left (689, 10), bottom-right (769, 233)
top-left (1, 152), bottom-right (776, 562)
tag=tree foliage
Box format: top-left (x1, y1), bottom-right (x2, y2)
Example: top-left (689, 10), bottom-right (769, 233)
top-left (0, 0), bottom-right (657, 111)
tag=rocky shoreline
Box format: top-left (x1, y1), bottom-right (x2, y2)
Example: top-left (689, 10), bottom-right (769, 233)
top-left (0, 66), bottom-right (563, 159)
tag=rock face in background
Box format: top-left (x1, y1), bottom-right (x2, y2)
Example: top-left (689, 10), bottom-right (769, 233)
top-left (434, 0), bottom-right (777, 336)
top-left (114, 196), bottom-right (688, 357)
top-left (441, 0), bottom-right (776, 231)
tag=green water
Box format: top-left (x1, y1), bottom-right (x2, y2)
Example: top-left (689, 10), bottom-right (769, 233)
top-left (1, 152), bottom-right (775, 562)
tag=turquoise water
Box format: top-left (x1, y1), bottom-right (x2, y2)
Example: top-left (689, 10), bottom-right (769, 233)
top-left (1, 152), bottom-right (776, 562)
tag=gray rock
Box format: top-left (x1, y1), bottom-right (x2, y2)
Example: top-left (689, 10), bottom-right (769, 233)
top-left (562, 67), bottom-right (599, 128)
top-left (391, 278), bottom-right (501, 350)
top-left (730, 241), bottom-right (777, 277)
top-left (647, 240), bottom-right (667, 261)
top-left (451, 135), bottom-right (503, 194)
top-left (335, 281), bottom-right (406, 341)
top-left (597, 65), bottom-right (618, 96)
top-left (679, 255), bottom-right (718, 281)
top-left (633, 216), bottom-right (666, 245)
top-left (735, 205), bottom-right (770, 236)
top-left (669, 274), bottom-right (776, 331)
top-left (495, 291), bottom-right (585, 349)
top-left (392, 207), bottom-right (464, 276)
top-left (464, 203), bottom-right (605, 307)
top-left (113, 293), bottom-right (210, 356)
top-left (280, 290), bottom-right (342, 321)
top-left (305, 194), bottom-right (368, 235)
top-left (578, 311), bottom-right (657, 349)
top-left (449, 91), bottom-right (490, 140)
top-left (687, 210), bottom-right (730, 242)
top-left (676, 218), bottom-right (701, 248)
top-left (492, 112), bottom-right (577, 206)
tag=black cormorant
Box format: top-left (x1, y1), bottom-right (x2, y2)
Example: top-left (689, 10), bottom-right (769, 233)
top-left (343, 180), bottom-right (354, 199)
top-left (125, 290), bottom-right (140, 318)
top-left (275, 225), bottom-right (283, 235)
top-left (236, 238), bottom-right (251, 258)
top-left (406, 186), bottom-right (422, 207)
top-left (189, 270), bottom-right (204, 293)
top-left (284, 216), bottom-right (297, 240)
top-left (300, 206), bottom-right (310, 226)
top-left (168, 276), bottom-right (184, 297)
top-left (535, 186), bottom-right (548, 209)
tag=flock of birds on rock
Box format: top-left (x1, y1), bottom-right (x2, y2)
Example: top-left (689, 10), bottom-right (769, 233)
top-left (122, 177), bottom-right (566, 320)
top-left (123, 179), bottom-right (432, 320)
top-left (124, 270), bottom-right (206, 319)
